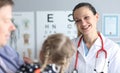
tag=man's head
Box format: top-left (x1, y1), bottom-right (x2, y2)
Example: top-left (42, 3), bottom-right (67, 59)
top-left (0, 0), bottom-right (14, 8)
top-left (0, 0), bottom-right (16, 47)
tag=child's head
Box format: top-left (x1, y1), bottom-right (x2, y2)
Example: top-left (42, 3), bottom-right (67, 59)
top-left (39, 33), bottom-right (75, 73)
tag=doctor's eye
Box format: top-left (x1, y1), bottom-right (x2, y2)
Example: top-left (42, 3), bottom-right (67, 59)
top-left (75, 20), bottom-right (82, 24)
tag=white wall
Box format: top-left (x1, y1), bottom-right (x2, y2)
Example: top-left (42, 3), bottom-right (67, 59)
top-left (12, 0), bottom-right (120, 59)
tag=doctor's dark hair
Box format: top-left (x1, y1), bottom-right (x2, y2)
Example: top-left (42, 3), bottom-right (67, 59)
top-left (39, 33), bottom-right (75, 73)
top-left (73, 2), bottom-right (97, 17)
top-left (0, 0), bottom-right (14, 8)
top-left (72, 2), bottom-right (97, 37)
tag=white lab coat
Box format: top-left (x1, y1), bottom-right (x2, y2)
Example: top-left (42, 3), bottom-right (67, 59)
top-left (66, 33), bottom-right (120, 73)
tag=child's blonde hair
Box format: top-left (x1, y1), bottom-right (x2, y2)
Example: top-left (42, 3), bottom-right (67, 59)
top-left (39, 33), bottom-right (75, 73)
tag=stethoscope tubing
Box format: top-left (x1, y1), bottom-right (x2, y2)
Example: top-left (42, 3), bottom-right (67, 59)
top-left (73, 33), bottom-right (107, 72)
top-left (96, 33), bottom-right (107, 59)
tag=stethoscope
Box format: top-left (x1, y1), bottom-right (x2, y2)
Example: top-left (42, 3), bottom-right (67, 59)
top-left (72, 33), bottom-right (107, 73)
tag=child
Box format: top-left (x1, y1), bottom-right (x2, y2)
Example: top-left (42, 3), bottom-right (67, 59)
top-left (16, 33), bottom-right (76, 73)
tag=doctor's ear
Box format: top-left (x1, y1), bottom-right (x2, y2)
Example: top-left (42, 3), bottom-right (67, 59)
top-left (95, 13), bottom-right (99, 20)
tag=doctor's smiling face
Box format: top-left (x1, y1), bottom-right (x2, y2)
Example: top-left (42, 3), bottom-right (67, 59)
top-left (73, 3), bottom-right (99, 36)
top-left (0, 5), bottom-right (16, 47)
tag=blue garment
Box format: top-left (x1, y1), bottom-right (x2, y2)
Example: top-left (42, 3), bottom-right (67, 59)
top-left (0, 45), bottom-right (24, 73)
top-left (83, 42), bottom-right (89, 56)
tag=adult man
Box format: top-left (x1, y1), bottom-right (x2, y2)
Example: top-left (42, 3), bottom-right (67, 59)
top-left (0, 0), bottom-right (24, 73)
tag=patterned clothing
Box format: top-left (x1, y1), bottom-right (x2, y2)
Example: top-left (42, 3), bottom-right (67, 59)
top-left (16, 64), bottom-right (59, 73)
top-left (16, 63), bottom-right (40, 73)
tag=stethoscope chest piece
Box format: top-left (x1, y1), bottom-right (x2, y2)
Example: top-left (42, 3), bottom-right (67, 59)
top-left (72, 69), bottom-right (78, 73)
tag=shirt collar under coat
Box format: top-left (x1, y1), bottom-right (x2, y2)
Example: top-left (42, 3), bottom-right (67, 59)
top-left (77, 33), bottom-right (105, 60)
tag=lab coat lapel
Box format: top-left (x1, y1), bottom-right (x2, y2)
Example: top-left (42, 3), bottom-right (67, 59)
top-left (86, 36), bottom-right (102, 60)
top-left (77, 33), bottom-right (104, 61)
top-left (77, 38), bottom-right (86, 60)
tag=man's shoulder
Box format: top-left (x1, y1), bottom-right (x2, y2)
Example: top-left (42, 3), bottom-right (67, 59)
top-left (0, 45), bottom-right (17, 56)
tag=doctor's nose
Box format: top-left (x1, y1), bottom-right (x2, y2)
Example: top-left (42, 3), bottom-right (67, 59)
top-left (80, 19), bottom-right (87, 26)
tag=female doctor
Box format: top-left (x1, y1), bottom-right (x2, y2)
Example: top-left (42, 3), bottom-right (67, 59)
top-left (67, 2), bottom-right (120, 73)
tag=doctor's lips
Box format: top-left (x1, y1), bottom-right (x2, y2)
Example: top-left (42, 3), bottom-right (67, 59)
top-left (82, 25), bottom-right (90, 30)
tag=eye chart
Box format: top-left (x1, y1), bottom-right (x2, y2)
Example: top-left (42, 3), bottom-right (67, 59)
top-left (36, 11), bottom-right (77, 57)
top-left (10, 12), bottom-right (35, 60)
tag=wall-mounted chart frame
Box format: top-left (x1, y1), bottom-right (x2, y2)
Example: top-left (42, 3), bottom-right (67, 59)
top-left (10, 12), bottom-right (36, 60)
top-left (102, 14), bottom-right (120, 38)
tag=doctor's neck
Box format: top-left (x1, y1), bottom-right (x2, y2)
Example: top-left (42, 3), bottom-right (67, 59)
top-left (83, 32), bottom-right (98, 48)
